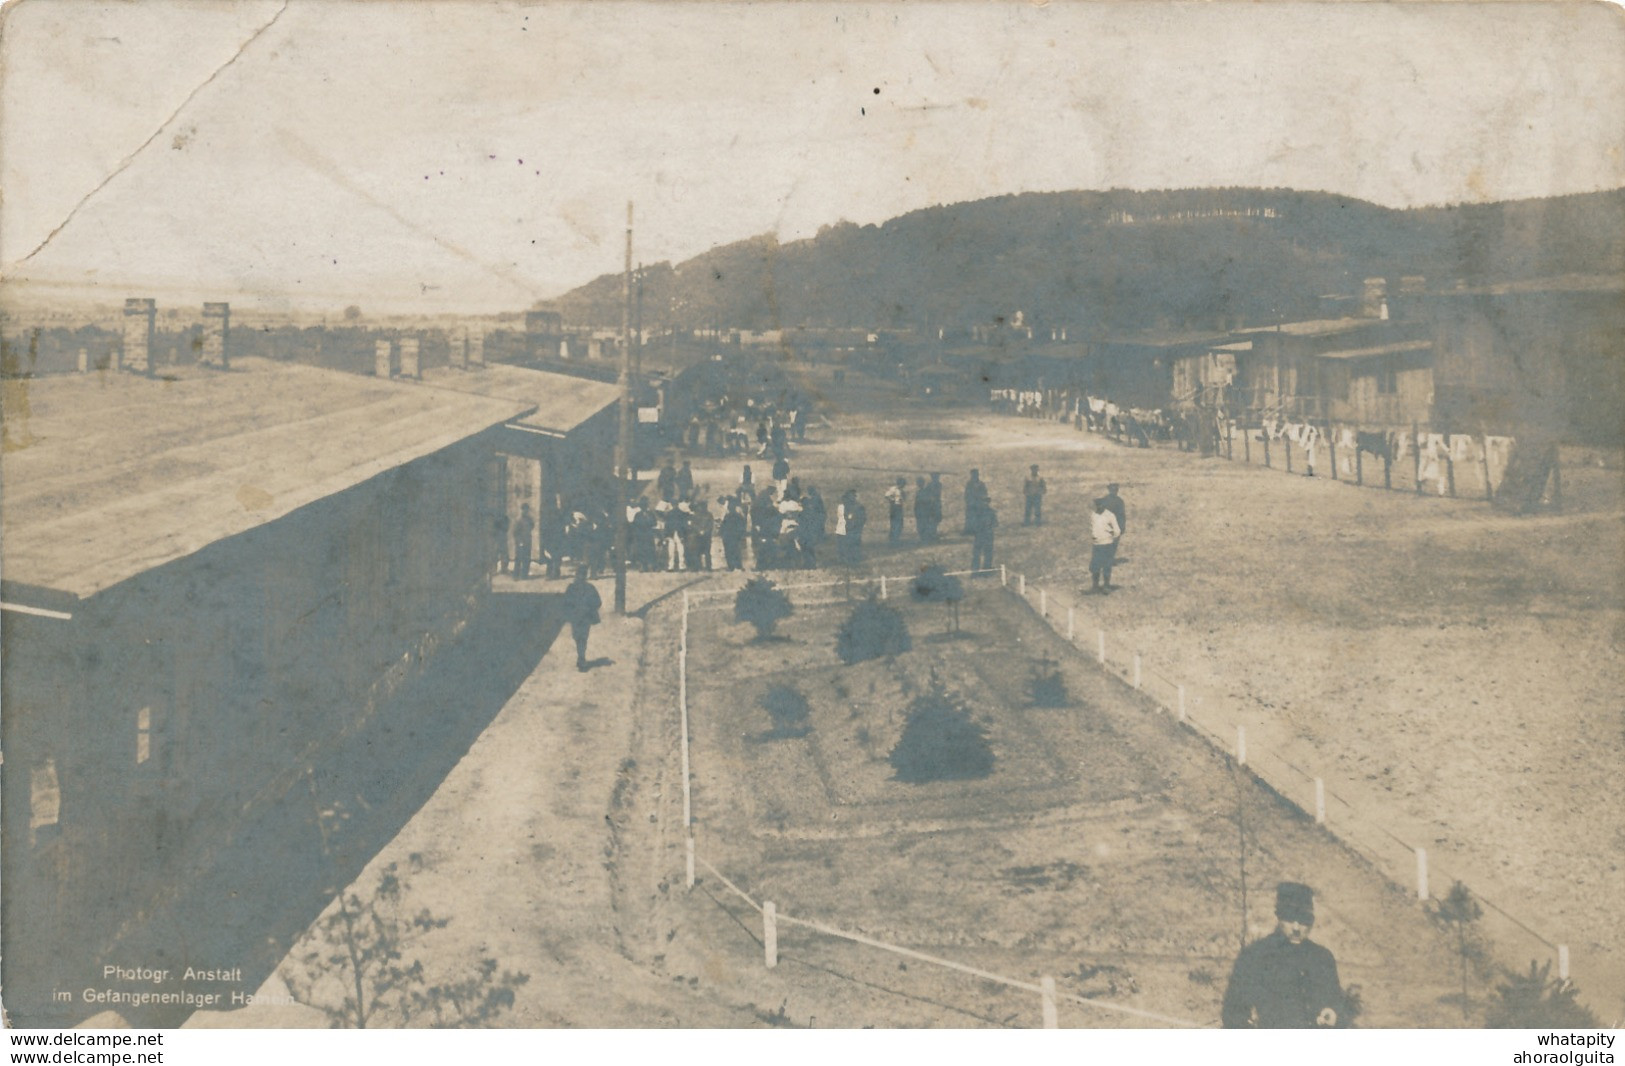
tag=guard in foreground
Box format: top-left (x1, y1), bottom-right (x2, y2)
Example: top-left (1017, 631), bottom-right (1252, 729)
top-left (1222, 882), bottom-right (1349, 1028)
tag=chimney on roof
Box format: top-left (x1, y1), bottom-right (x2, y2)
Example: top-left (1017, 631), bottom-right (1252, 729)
top-left (122, 298), bottom-right (156, 375)
top-left (201, 303), bottom-right (231, 369)
top-left (374, 338), bottom-right (394, 378)
top-left (399, 336), bottom-right (420, 379)
top-left (1361, 278), bottom-right (1387, 319)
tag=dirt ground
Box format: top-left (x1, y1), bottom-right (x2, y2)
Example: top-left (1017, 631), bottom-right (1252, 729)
top-left (666, 586), bottom-right (1471, 1027)
top-left (194, 365), bottom-right (1620, 1029)
top-left (668, 365), bottom-right (1623, 1020)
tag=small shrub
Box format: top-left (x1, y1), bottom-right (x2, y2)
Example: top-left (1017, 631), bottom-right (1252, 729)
top-left (735, 577), bottom-right (793, 641)
top-left (1028, 657), bottom-right (1069, 707)
top-left (889, 674), bottom-right (993, 782)
top-left (1430, 881), bottom-right (1486, 1019)
top-left (759, 684), bottom-right (811, 738)
top-left (1484, 961), bottom-right (1599, 1028)
top-left (836, 596), bottom-right (912, 665)
top-left (911, 564), bottom-right (965, 632)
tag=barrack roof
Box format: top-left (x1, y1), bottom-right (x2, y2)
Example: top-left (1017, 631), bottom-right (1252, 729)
top-left (420, 363), bottom-right (620, 435)
top-left (2, 359), bottom-right (528, 601)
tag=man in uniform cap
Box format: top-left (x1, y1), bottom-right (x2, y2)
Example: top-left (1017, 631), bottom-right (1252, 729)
top-left (1221, 882), bottom-right (1348, 1028)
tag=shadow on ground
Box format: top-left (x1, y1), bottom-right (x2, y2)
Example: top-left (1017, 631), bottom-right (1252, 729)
top-left (27, 593), bottom-right (564, 1028)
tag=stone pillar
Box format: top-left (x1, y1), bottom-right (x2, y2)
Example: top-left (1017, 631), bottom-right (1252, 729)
top-left (374, 338), bottom-right (393, 378)
top-left (122, 298), bottom-right (156, 375)
top-left (201, 303), bottom-right (230, 368)
top-left (449, 327), bottom-right (467, 369)
top-left (468, 327), bottom-right (485, 367)
top-left (399, 337), bottom-right (420, 379)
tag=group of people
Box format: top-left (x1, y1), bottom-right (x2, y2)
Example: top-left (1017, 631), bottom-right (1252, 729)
top-left (625, 456), bottom-right (874, 574)
top-left (497, 503), bottom-right (616, 582)
top-left (497, 459), bottom-right (1130, 596)
top-left (678, 390), bottom-right (814, 460)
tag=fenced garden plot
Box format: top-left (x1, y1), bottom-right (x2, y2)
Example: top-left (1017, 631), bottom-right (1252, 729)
top-left (659, 575), bottom-right (1474, 1027)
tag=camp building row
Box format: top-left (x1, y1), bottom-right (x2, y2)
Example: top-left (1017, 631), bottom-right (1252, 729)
top-left (0, 357), bottom-right (618, 1026)
top-left (974, 274), bottom-right (1620, 443)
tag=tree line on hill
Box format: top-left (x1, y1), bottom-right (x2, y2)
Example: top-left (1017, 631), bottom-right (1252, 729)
top-left (541, 187), bottom-right (1624, 335)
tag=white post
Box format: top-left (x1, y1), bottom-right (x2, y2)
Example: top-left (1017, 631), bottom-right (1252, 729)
top-left (880, 574), bottom-right (888, 599)
top-left (1019, 573), bottom-right (1026, 596)
top-left (1236, 726), bottom-right (1247, 766)
top-left (1066, 607), bottom-right (1075, 641)
top-left (1040, 975), bottom-right (1058, 1029)
top-left (763, 901), bottom-right (778, 968)
top-left (1416, 847), bottom-right (1429, 901)
top-left (1039, 589), bottom-right (1047, 617)
top-left (1176, 684), bottom-right (1187, 722)
top-left (1558, 945), bottom-right (1570, 981)
top-left (1132, 654), bottom-right (1142, 690)
top-left (680, 591), bottom-right (693, 889)
top-left (1000, 564), bottom-right (1007, 586)
top-left (1097, 630), bottom-right (1106, 664)
top-left (1314, 778), bottom-right (1326, 825)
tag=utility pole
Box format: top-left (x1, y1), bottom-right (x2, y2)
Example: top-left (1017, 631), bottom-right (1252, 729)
top-left (634, 262), bottom-right (645, 382)
top-left (613, 203), bottom-right (633, 615)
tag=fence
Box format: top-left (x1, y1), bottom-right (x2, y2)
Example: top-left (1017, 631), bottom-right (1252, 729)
top-left (665, 565), bottom-right (1592, 1027)
top-left (1215, 419), bottom-right (1517, 503)
top-left (672, 568), bottom-right (1207, 1028)
top-left (999, 569), bottom-right (1583, 1002)
top-left (997, 396), bottom-right (1522, 504)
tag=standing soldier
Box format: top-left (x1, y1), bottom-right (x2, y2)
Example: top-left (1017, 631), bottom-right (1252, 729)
top-left (512, 503), bottom-right (535, 580)
top-left (969, 495), bottom-right (997, 573)
top-left (963, 469), bottom-right (989, 534)
top-left (562, 569), bottom-right (603, 673)
top-left (657, 457), bottom-right (678, 502)
top-left (802, 484), bottom-right (827, 569)
top-left (719, 497), bottom-right (746, 571)
top-left (692, 499), bottom-right (715, 572)
top-left (1086, 497), bottom-right (1120, 593)
top-left (885, 477), bottom-right (907, 543)
top-left (1222, 883), bottom-right (1349, 1029)
top-left (912, 476), bottom-right (930, 543)
top-left (1102, 482), bottom-right (1127, 553)
top-left (1023, 465), bottom-right (1047, 526)
top-left (920, 473), bottom-right (944, 543)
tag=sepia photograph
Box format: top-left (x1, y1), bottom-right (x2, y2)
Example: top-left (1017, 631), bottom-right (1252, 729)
top-left (1, 0), bottom-right (1622, 1047)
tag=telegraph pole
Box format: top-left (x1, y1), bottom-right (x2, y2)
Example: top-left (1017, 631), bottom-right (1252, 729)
top-left (634, 262), bottom-right (645, 382)
top-left (613, 203), bottom-right (633, 615)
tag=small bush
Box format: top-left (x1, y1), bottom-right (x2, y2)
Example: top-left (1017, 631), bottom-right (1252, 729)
top-left (911, 564), bottom-right (965, 632)
top-left (735, 577), bottom-right (793, 641)
top-left (759, 684), bottom-right (811, 738)
top-left (1484, 962), bottom-right (1599, 1028)
top-left (1029, 657), bottom-right (1069, 707)
top-left (836, 596), bottom-right (912, 665)
top-left (889, 674), bottom-right (993, 782)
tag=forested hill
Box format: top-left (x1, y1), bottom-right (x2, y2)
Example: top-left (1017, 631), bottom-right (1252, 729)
top-left (542, 187), bottom-right (1625, 333)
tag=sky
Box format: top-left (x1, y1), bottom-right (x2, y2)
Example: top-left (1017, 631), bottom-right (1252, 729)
top-left (2, 0), bottom-right (1622, 314)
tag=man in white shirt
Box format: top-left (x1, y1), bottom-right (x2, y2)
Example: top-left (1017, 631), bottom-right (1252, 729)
top-left (1087, 498), bottom-right (1121, 594)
